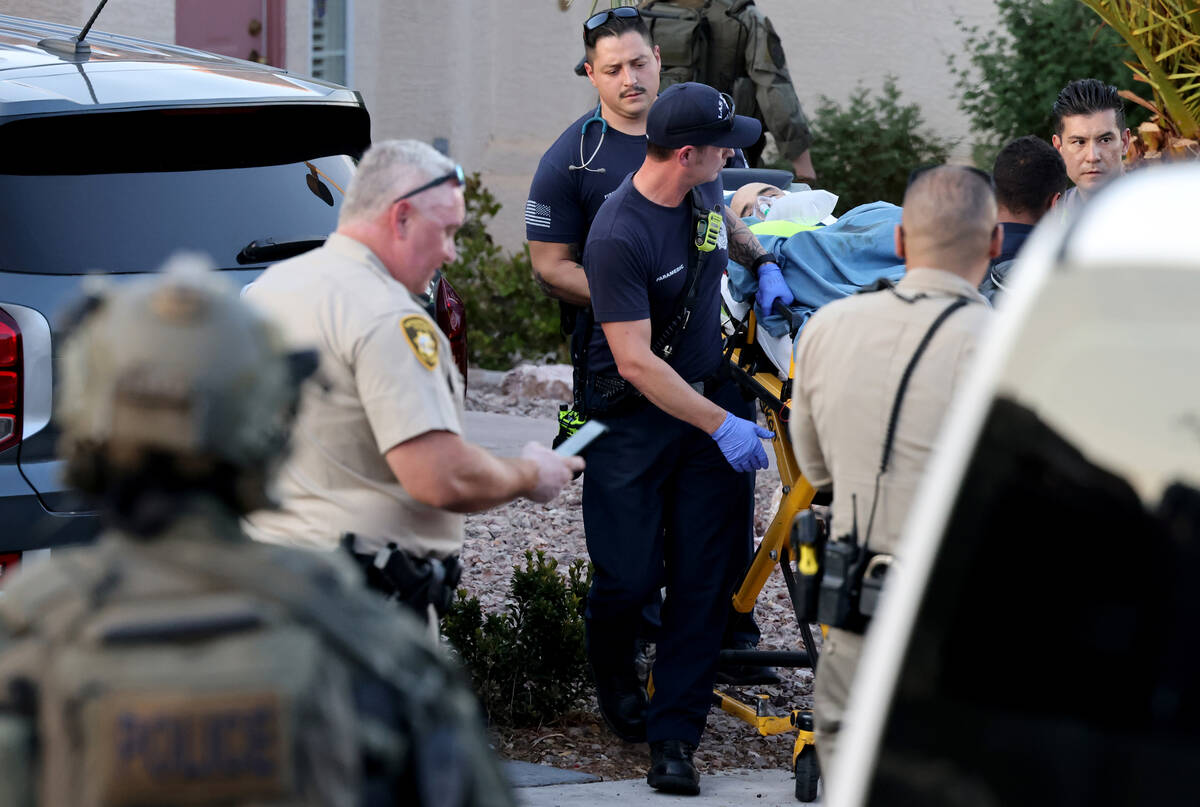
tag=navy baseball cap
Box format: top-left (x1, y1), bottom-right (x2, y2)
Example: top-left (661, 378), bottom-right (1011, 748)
top-left (647, 82), bottom-right (762, 149)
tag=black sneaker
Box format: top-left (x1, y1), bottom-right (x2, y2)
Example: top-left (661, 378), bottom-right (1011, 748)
top-left (647, 740), bottom-right (700, 795)
top-left (594, 673), bottom-right (648, 743)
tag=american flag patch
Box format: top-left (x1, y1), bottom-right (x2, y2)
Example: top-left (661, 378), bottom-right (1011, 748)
top-left (525, 200), bottom-right (551, 228)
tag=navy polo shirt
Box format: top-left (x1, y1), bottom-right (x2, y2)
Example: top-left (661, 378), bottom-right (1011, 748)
top-left (525, 110), bottom-right (648, 247)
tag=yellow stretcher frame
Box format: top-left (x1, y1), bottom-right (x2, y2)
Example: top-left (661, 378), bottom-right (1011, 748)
top-left (716, 306), bottom-right (823, 802)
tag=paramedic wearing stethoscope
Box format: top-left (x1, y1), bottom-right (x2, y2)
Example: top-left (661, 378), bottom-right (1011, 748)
top-left (526, 6), bottom-right (659, 308)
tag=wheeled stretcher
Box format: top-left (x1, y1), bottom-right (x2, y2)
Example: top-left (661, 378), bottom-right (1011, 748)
top-left (714, 275), bottom-right (823, 802)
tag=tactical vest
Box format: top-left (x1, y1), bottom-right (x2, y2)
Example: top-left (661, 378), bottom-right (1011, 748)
top-left (640, 0), bottom-right (758, 116)
top-left (0, 526), bottom-right (513, 807)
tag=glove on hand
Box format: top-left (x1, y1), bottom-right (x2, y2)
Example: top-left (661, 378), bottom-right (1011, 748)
top-left (710, 412), bottom-right (773, 472)
top-left (755, 261), bottom-right (794, 319)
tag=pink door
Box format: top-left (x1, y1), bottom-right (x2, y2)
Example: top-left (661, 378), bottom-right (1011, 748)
top-left (175, 0), bottom-right (286, 68)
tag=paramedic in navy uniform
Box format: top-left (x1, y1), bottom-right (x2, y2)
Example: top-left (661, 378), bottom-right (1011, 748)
top-left (526, 5), bottom-right (775, 693)
top-left (526, 6), bottom-right (657, 307)
top-left (580, 81), bottom-right (793, 796)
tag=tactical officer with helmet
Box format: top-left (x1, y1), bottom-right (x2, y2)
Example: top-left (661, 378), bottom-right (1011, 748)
top-left (640, 0), bottom-right (816, 179)
top-left (0, 257), bottom-right (515, 806)
top-left (244, 139), bottom-right (582, 622)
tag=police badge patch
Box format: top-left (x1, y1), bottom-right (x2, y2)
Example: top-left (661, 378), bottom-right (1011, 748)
top-left (400, 315), bottom-right (439, 370)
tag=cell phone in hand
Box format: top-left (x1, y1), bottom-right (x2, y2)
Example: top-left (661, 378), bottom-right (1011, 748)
top-left (554, 419), bottom-right (609, 456)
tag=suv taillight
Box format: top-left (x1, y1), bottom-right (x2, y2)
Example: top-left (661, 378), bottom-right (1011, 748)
top-left (434, 277), bottom-right (469, 387)
top-left (0, 309), bottom-right (21, 453)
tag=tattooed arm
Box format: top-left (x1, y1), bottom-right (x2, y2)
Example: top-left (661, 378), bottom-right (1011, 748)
top-left (722, 206), bottom-right (768, 269)
top-left (529, 241), bottom-right (590, 307)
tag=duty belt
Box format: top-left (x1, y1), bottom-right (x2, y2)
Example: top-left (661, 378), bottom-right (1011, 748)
top-left (340, 534), bottom-right (462, 618)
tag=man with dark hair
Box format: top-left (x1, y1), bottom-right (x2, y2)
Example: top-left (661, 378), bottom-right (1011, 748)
top-left (1051, 78), bottom-right (1131, 213)
top-left (527, 7), bottom-right (660, 308)
top-left (580, 81), bottom-right (792, 795)
top-left (789, 166), bottom-right (998, 784)
top-left (980, 135), bottom-right (1068, 300)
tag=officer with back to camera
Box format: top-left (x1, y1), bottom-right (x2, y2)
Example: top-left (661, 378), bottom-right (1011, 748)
top-left (0, 258), bottom-right (515, 807)
top-left (244, 139), bottom-right (583, 622)
top-left (788, 166), bottom-right (998, 786)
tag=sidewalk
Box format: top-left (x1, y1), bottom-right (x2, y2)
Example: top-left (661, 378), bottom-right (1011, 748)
top-left (513, 768), bottom-right (811, 806)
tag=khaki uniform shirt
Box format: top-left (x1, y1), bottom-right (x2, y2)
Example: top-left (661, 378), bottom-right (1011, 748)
top-left (789, 268), bottom-right (992, 554)
top-left (243, 233), bottom-right (466, 557)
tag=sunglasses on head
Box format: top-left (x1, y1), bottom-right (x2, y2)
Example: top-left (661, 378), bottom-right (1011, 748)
top-left (584, 5), bottom-right (640, 32)
top-left (394, 164), bottom-right (466, 204)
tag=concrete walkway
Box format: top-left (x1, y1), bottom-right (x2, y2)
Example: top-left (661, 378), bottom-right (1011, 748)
top-left (515, 768), bottom-right (812, 806)
top-left (464, 410), bottom-right (557, 458)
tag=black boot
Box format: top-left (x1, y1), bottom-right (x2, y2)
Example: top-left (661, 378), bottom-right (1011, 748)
top-left (648, 740), bottom-right (700, 795)
top-left (594, 672), bottom-right (648, 743)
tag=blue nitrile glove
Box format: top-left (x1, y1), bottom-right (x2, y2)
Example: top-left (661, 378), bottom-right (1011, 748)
top-left (755, 261), bottom-right (794, 319)
top-left (710, 412), bottom-right (774, 472)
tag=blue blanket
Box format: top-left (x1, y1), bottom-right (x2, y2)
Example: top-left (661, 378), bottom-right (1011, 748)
top-left (728, 202), bottom-right (906, 337)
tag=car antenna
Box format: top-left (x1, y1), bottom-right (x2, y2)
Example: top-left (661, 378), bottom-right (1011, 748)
top-left (39, 0), bottom-right (111, 57)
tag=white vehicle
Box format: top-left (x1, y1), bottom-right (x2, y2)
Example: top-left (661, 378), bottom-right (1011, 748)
top-left (829, 163), bottom-right (1200, 807)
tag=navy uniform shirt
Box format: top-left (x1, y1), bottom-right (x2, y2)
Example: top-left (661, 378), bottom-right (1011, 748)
top-left (583, 174), bottom-right (727, 384)
top-left (525, 110), bottom-right (649, 247)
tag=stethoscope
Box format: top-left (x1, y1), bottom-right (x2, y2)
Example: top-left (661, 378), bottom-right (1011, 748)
top-left (569, 104), bottom-right (608, 173)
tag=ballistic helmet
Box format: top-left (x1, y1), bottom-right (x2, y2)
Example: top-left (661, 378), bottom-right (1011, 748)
top-left (57, 254), bottom-right (310, 514)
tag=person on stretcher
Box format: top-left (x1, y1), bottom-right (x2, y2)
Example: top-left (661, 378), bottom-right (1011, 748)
top-left (725, 182), bottom-right (907, 338)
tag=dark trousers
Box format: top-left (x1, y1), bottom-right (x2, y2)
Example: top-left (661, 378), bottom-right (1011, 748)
top-left (639, 392), bottom-right (762, 647)
top-left (582, 378), bottom-right (753, 745)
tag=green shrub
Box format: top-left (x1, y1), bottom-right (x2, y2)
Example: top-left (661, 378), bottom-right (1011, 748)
top-left (809, 77), bottom-right (955, 216)
top-left (948, 0), bottom-right (1146, 167)
top-left (443, 550), bottom-right (593, 727)
top-left (444, 173), bottom-right (566, 370)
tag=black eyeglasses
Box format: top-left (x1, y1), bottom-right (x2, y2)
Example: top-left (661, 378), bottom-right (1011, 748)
top-left (393, 164), bottom-right (466, 203)
top-left (584, 5), bottom-right (640, 32)
top-left (666, 92), bottom-right (736, 136)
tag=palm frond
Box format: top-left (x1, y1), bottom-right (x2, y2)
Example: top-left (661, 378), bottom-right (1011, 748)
top-left (1078, 0), bottom-right (1200, 138)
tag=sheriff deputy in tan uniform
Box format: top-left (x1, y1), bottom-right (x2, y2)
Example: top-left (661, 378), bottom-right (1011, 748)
top-left (788, 165), bottom-right (999, 785)
top-left (245, 139), bottom-right (583, 621)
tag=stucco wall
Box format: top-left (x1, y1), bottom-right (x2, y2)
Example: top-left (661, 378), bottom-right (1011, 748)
top-left (348, 2), bottom-right (596, 254)
top-left (756, 0), bottom-right (997, 160)
top-left (3, 0), bottom-right (1000, 252)
top-left (348, 1), bottom-right (1000, 253)
top-left (0, 0), bottom-right (173, 44)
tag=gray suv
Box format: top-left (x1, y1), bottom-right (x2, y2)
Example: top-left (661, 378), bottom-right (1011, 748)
top-left (0, 14), bottom-right (371, 564)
